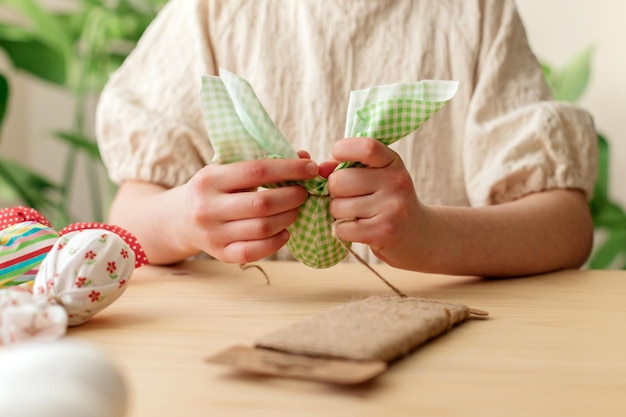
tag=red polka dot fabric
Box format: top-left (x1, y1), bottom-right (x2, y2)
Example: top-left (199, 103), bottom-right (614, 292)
top-left (1, 207), bottom-right (149, 268)
top-left (0, 206), bottom-right (51, 230)
top-left (59, 223), bottom-right (149, 268)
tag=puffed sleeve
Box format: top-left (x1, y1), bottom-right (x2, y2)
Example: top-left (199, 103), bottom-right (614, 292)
top-left (463, 0), bottom-right (597, 206)
top-left (96, 0), bottom-right (216, 187)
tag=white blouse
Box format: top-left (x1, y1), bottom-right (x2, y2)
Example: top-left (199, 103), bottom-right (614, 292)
top-left (95, 0), bottom-right (597, 261)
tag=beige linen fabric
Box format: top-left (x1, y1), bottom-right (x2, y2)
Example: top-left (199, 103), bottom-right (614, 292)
top-left (255, 295), bottom-right (471, 362)
top-left (96, 0), bottom-right (597, 262)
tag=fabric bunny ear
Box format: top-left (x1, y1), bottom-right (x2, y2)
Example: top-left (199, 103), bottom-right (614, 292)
top-left (200, 68), bottom-right (298, 164)
top-left (0, 206), bottom-right (52, 230)
top-left (59, 223), bottom-right (149, 268)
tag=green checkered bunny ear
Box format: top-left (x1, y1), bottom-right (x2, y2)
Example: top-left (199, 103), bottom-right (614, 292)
top-left (200, 69), bottom-right (457, 269)
top-left (291, 81), bottom-right (458, 268)
top-left (334, 80), bottom-right (459, 172)
top-left (200, 68), bottom-right (297, 163)
top-left (345, 80), bottom-right (459, 141)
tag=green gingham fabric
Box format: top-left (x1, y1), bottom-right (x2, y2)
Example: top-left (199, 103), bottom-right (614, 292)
top-left (200, 68), bottom-right (458, 268)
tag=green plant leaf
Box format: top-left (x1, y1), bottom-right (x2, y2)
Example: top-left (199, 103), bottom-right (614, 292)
top-left (592, 202), bottom-right (626, 229)
top-left (0, 73), bottom-right (8, 129)
top-left (0, 0), bottom-right (165, 227)
top-left (1, 0), bottom-right (74, 61)
top-left (590, 133), bottom-right (609, 204)
top-left (0, 157), bottom-right (64, 213)
top-left (0, 22), bottom-right (31, 43)
top-left (589, 230), bottom-right (626, 269)
top-left (549, 46), bottom-right (594, 102)
top-left (0, 39), bottom-right (66, 84)
top-left (54, 131), bottom-right (101, 159)
top-left (588, 133), bottom-right (614, 228)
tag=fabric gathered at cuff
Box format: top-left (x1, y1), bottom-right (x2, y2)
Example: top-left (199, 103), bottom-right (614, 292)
top-left (465, 100), bottom-right (597, 207)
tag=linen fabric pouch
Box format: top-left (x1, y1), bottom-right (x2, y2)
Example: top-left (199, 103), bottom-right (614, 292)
top-left (208, 295), bottom-right (486, 384)
top-left (200, 69), bottom-right (458, 268)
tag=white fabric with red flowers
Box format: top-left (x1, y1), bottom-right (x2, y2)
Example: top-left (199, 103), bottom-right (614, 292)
top-left (33, 229), bottom-right (136, 326)
top-left (0, 206), bottom-right (148, 345)
top-left (0, 286), bottom-right (68, 344)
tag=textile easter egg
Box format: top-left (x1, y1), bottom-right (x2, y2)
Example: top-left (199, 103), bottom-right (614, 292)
top-left (0, 286), bottom-right (68, 345)
top-left (33, 229), bottom-right (135, 326)
top-left (0, 221), bottom-right (59, 286)
top-left (287, 195), bottom-right (349, 268)
top-left (0, 339), bottom-right (127, 417)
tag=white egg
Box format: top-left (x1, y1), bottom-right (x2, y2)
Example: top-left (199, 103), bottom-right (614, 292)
top-left (0, 339), bottom-right (127, 417)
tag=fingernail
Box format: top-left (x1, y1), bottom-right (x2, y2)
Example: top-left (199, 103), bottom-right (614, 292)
top-left (306, 161), bottom-right (318, 176)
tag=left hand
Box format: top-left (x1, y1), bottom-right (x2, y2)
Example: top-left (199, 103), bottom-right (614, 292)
top-left (323, 137), bottom-right (429, 268)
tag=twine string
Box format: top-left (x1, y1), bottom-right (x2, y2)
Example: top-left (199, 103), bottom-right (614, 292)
top-left (240, 263), bottom-right (270, 284)
top-left (239, 218), bottom-right (409, 298)
top-left (332, 219), bottom-right (407, 298)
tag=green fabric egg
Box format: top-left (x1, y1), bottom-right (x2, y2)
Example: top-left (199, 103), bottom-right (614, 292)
top-left (200, 68), bottom-right (457, 268)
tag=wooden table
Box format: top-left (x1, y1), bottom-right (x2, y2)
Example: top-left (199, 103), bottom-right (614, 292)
top-left (68, 260), bottom-right (626, 417)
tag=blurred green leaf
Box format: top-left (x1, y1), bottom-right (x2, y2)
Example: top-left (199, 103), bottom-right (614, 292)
top-left (1, 0), bottom-right (74, 61)
top-left (543, 46), bottom-right (594, 102)
top-left (0, 0), bottom-right (166, 225)
top-left (0, 39), bottom-right (66, 85)
top-left (590, 133), bottom-right (609, 205)
top-left (0, 22), bottom-right (32, 42)
top-left (592, 205), bottom-right (626, 230)
top-left (0, 73), bottom-right (8, 129)
top-left (589, 230), bottom-right (626, 269)
top-left (54, 131), bottom-right (101, 159)
top-left (0, 157), bottom-right (64, 213)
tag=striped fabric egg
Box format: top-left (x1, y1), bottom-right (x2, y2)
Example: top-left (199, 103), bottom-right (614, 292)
top-left (0, 221), bottom-right (60, 287)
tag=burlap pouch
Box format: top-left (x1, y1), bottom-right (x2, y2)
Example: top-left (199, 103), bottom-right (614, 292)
top-left (208, 295), bottom-right (487, 384)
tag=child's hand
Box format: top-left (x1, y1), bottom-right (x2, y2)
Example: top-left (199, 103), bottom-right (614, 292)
top-left (183, 156), bottom-right (318, 264)
top-left (327, 137), bottom-right (428, 269)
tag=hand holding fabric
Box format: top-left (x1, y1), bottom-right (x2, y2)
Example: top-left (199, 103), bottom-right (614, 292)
top-left (327, 138), bottom-right (426, 268)
top-left (200, 69), bottom-right (457, 268)
top-left (180, 157), bottom-right (318, 263)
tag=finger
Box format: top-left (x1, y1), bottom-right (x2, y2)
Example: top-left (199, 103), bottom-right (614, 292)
top-left (319, 160), bottom-right (339, 178)
top-left (221, 229), bottom-right (291, 263)
top-left (216, 208), bottom-right (300, 245)
top-left (297, 149), bottom-right (311, 159)
top-left (209, 186), bottom-right (308, 221)
top-left (332, 137), bottom-right (397, 168)
top-left (204, 158), bottom-right (319, 192)
top-left (333, 217), bottom-right (380, 245)
top-left (328, 167), bottom-right (381, 198)
top-left (329, 193), bottom-right (380, 220)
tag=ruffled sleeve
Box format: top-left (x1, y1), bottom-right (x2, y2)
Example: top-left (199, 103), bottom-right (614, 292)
top-left (463, 0), bottom-right (597, 206)
top-left (96, 0), bottom-right (217, 187)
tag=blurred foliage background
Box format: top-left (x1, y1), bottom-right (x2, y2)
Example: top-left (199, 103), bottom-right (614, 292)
top-left (0, 0), bottom-right (166, 227)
